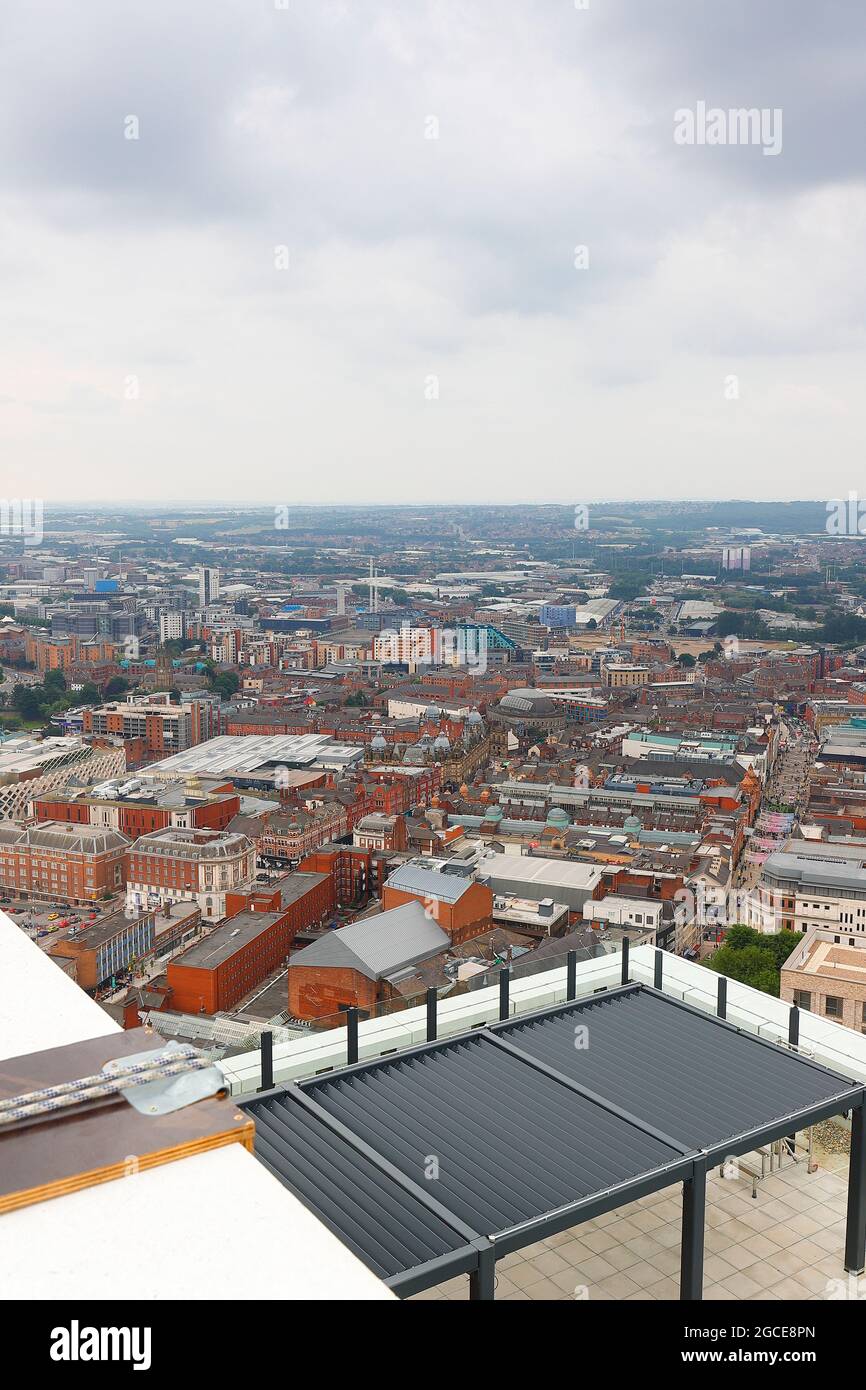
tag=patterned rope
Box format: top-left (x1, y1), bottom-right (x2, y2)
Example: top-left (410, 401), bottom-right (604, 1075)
top-left (0, 1046), bottom-right (216, 1126)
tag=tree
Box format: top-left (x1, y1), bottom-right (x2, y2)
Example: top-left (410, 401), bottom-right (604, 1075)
top-left (44, 669), bottom-right (67, 694)
top-left (104, 676), bottom-right (130, 699)
top-left (210, 671), bottom-right (240, 699)
top-left (677, 652), bottom-right (696, 668)
top-left (17, 688), bottom-right (44, 721)
top-left (70, 683), bottom-right (100, 706)
top-left (707, 925), bottom-right (803, 998)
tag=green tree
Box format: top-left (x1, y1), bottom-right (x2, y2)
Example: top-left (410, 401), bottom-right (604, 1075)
top-left (707, 925), bottom-right (803, 998)
top-left (104, 676), bottom-right (130, 699)
top-left (210, 671), bottom-right (240, 699)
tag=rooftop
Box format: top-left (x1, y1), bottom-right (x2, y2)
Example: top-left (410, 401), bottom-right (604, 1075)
top-left (241, 981), bottom-right (864, 1300)
top-left (290, 900), bottom-right (450, 981)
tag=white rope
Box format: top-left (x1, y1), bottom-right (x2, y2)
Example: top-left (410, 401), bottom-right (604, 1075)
top-left (0, 1046), bottom-right (215, 1126)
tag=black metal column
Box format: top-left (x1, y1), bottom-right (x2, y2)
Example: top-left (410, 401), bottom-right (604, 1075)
top-left (499, 967), bottom-right (510, 1021)
top-left (258, 1030), bottom-right (274, 1092)
top-left (469, 1243), bottom-right (496, 1301)
top-left (680, 1161), bottom-right (706, 1301)
top-left (621, 935), bottom-right (629, 986)
top-left (426, 987), bottom-right (437, 1042)
top-left (346, 1007), bottom-right (359, 1065)
top-left (566, 950), bottom-right (577, 1000)
top-left (654, 948), bottom-right (663, 990)
top-left (716, 977), bottom-right (726, 1020)
top-left (845, 1100), bottom-right (866, 1274)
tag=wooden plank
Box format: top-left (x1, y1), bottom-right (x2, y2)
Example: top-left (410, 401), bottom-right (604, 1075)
top-left (0, 1027), bottom-right (254, 1215)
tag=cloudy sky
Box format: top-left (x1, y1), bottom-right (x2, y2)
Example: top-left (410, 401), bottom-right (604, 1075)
top-left (1, 0), bottom-right (864, 506)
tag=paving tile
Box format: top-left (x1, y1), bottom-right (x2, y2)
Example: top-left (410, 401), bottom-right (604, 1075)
top-left (570, 1253), bottom-right (617, 1283)
top-left (528, 1250), bottom-right (571, 1278)
top-left (602, 1242), bottom-right (643, 1272)
top-left (581, 1228), bottom-right (622, 1254)
top-left (704, 1253), bottom-right (737, 1282)
top-left (597, 1271), bottom-right (642, 1298)
top-left (720, 1270), bottom-right (767, 1300)
top-left (624, 1233), bottom-right (665, 1260)
top-left (626, 1258), bottom-right (670, 1289)
top-left (523, 1277), bottom-right (566, 1301)
top-left (766, 1276), bottom-right (817, 1300)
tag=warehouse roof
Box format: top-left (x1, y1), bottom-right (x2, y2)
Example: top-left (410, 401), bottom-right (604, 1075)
top-left (289, 901), bottom-right (450, 981)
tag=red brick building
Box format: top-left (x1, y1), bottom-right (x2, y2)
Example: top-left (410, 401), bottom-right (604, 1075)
top-left (287, 899), bottom-right (451, 1019)
top-left (298, 843), bottom-right (378, 906)
top-left (0, 822), bottom-right (129, 904)
top-left (382, 861), bottom-right (493, 946)
top-left (126, 827), bottom-right (256, 920)
top-left (167, 871), bottom-right (331, 1013)
top-left (34, 785), bottom-right (240, 839)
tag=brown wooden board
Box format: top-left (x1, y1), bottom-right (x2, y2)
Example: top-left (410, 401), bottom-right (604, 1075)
top-left (0, 1027), bottom-right (254, 1214)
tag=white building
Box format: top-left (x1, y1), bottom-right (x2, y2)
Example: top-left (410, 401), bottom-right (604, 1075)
top-left (198, 566), bottom-right (221, 606)
top-left (159, 610), bottom-right (186, 643)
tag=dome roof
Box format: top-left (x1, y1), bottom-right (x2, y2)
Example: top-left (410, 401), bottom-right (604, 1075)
top-left (433, 733), bottom-right (450, 749)
top-left (425, 704), bottom-right (443, 720)
top-left (497, 688), bottom-right (559, 717)
top-left (370, 733), bottom-right (387, 750)
top-left (467, 707), bottom-right (483, 724)
top-left (546, 807), bottom-right (570, 827)
top-left (624, 815), bottom-right (642, 832)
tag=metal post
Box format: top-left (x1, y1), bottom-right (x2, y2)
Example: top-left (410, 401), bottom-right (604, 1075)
top-left (621, 935), bottom-right (629, 986)
top-left (717, 976), bottom-right (727, 1020)
top-left (258, 1030), bottom-right (273, 1093)
top-left (654, 948), bottom-right (663, 990)
top-left (426, 987), bottom-right (437, 1042)
top-left (680, 1161), bottom-right (706, 1300)
top-left (469, 1244), bottom-right (496, 1301)
top-left (788, 1005), bottom-right (799, 1049)
top-left (845, 1101), bottom-right (866, 1274)
top-left (499, 967), bottom-right (510, 1022)
top-left (566, 950), bottom-right (577, 1001)
top-left (346, 1007), bottom-right (359, 1065)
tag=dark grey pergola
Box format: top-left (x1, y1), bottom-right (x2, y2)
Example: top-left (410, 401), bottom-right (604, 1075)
top-left (240, 973), bottom-right (866, 1301)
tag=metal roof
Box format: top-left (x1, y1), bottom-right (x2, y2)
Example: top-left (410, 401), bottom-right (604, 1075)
top-left (239, 984), bottom-right (866, 1295)
top-left (249, 1088), bottom-right (476, 1291)
top-left (385, 861), bottom-right (475, 905)
top-left (289, 901), bottom-right (450, 981)
top-left (240, 983), bottom-right (865, 1298)
top-left (496, 988), bottom-right (854, 1156)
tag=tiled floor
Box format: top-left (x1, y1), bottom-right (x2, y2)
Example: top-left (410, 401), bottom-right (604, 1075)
top-left (412, 1142), bottom-right (855, 1301)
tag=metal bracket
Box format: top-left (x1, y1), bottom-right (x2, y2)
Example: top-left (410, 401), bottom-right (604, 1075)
top-left (103, 1042), bottom-right (225, 1117)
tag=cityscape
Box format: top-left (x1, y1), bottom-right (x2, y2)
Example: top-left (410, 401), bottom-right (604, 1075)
top-left (2, 0), bottom-right (865, 1359)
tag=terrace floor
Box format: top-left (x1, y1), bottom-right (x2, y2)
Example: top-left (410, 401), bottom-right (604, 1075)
top-left (412, 1136), bottom-right (855, 1302)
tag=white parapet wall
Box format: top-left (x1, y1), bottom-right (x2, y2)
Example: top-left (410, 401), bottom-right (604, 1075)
top-left (221, 944), bottom-right (866, 1095)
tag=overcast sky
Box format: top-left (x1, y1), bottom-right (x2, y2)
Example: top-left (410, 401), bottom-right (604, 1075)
top-left (1, 1), bottom-right (864, 507)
